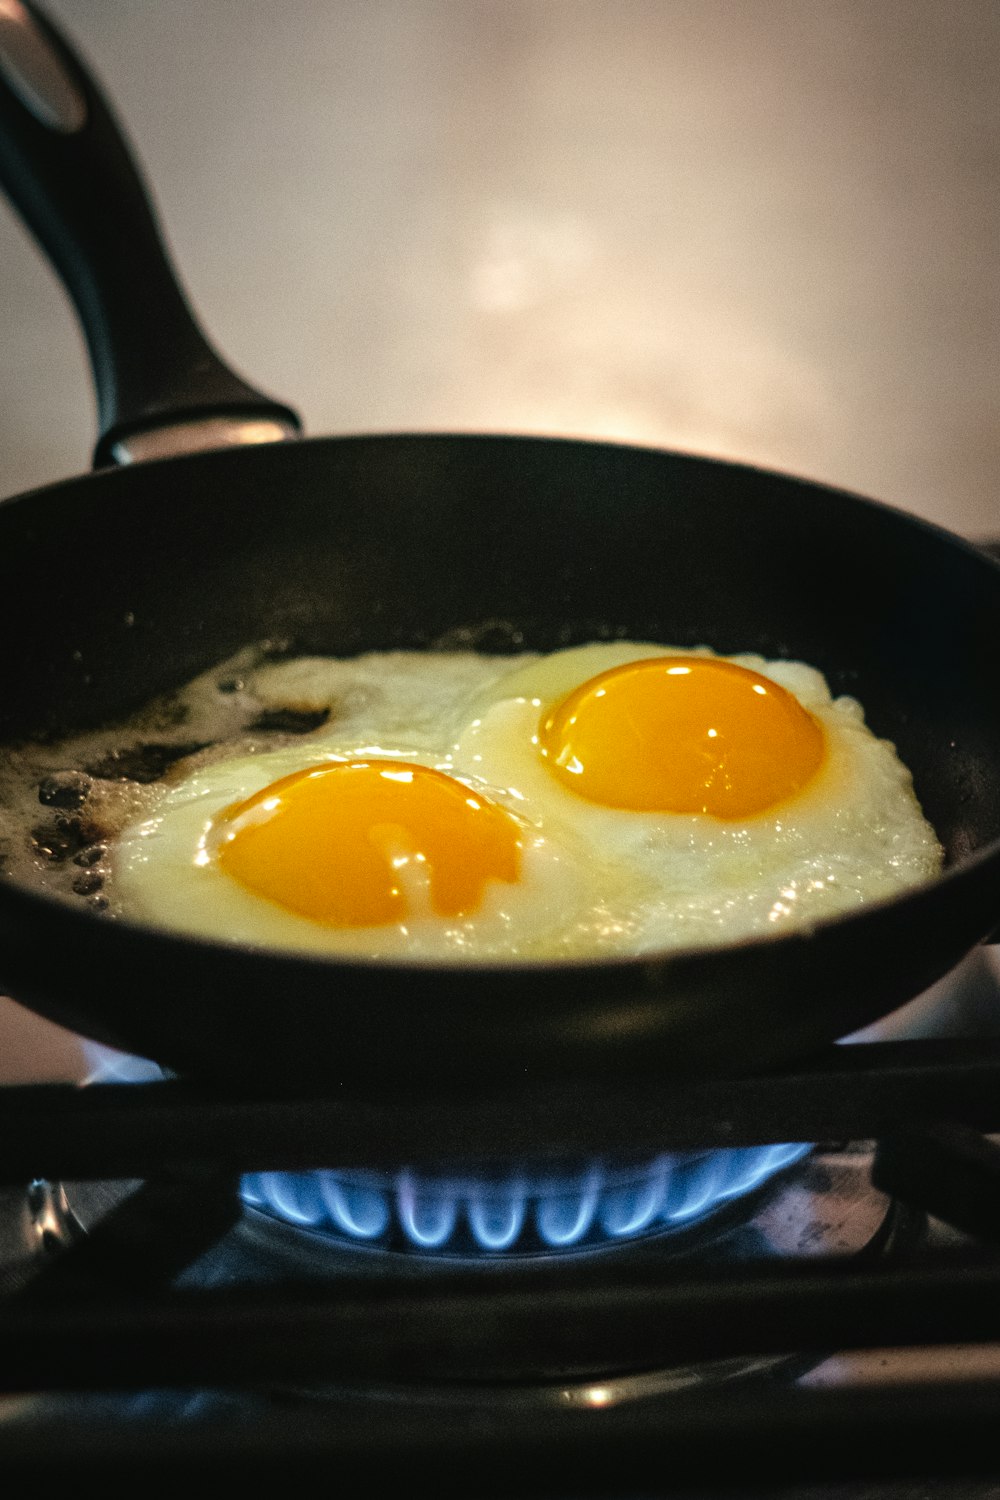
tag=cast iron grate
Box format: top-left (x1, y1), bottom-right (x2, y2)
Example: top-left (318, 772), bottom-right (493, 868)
top-left (3, 1037), bottom-right (1000, 1489)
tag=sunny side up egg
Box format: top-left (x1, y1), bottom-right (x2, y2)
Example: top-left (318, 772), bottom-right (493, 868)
top-left (110, 643), bottom-right (943, 962)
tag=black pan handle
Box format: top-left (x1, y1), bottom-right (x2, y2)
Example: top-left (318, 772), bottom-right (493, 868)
top-left (0, 1), bottom-right (301, 466)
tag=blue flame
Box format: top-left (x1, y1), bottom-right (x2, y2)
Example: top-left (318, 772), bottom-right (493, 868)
top-left (80, 1040), bottom-right (808, 1259)
top-left (241, 1143), bottom-right (809, 1256)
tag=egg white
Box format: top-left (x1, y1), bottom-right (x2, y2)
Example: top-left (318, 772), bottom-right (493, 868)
top-left (451, 642), bottom-right (943, 955)
top-left (111, 651), bottom-right (582, 960)
top-left (110, 644), bottom-right (943, 961)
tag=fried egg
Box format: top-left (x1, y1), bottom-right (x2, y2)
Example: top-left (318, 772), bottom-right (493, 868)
top-left (110, 643), bottom-right (943, 961)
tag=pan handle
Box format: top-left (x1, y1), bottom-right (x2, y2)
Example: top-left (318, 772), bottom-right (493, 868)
top-left (0, 1), bottom-right (301, 466)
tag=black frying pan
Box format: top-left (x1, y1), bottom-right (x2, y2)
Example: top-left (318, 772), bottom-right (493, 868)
top-left (0, 3), bottom-right (999, 1098)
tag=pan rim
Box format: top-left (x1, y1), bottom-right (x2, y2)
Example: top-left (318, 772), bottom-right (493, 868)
top-left (0, 423), bottom-right (994, 534)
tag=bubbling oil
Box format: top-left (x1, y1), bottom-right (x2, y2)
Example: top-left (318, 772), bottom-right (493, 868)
top-left (0, 639), bottom-right (540, 919)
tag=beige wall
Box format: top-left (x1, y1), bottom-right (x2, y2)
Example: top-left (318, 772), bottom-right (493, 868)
top-left (0, 0), bottom-right (998, 534)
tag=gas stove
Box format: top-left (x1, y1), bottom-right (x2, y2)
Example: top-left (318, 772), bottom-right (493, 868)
top-left (2, 951), bottom-right (1000, 1490)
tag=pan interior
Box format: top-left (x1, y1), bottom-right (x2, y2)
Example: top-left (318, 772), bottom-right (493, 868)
top-left (0, 435), bottom-right (996, 872)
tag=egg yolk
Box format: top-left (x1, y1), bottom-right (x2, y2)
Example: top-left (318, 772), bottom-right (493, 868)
top-left (539, 657), bottom-right (825, 818)
top-left (215, 760), bottom-right (522, 927)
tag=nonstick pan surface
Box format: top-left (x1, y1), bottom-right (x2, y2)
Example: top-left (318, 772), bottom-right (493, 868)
top-left (1, 5), bottom-right (1000, 1096)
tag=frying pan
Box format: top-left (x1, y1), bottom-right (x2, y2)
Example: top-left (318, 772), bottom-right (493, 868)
top-left (0, 2), bottom-right (999, 1099)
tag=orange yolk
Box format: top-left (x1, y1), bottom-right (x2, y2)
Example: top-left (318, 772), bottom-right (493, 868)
top-left (539, 657), bottom-right (825, 818)
top-left (215, 760), bottom-right (522, 927)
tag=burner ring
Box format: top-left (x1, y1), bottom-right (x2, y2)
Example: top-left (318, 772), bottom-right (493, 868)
top-left (240, 1143), bottom-right (810, 1259)
top-left (26, 1147), bottom-right (919, 1400)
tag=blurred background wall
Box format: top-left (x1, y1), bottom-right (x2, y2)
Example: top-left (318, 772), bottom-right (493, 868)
top-left (1, 0), bottom-right (997, 533)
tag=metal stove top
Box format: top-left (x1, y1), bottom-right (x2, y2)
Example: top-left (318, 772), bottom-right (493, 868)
top-left (2, 952), bottom-right (1000, 1487)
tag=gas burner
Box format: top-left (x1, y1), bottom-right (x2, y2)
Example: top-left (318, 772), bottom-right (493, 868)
top-left (227, 1144), bottom-right (912, 1282)
top-left (16, 1143), bottom-right (920, 1409)
top-left (240, 1143), bottom-right (810, 1257)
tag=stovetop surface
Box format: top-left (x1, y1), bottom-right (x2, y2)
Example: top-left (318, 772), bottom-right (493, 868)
top-left (1, 955), bottom-right (1000, 1489)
